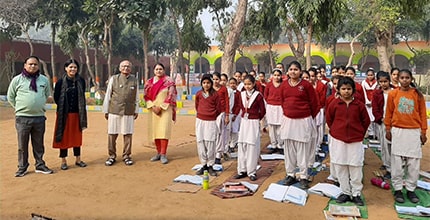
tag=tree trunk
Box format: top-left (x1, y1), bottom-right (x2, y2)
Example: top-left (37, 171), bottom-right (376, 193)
top-left (50, 23), bottom-right (56, 80)
top-left (24, 30), bottom-right (34, 56)
top-left (39, 59), bottom-right (52, 94)
top-left (286, 19), bottom-right (305, 64)
top-left (171, 12), bottom-right (185, 83)
top-left (306, 22), bottom-right (313, 69)
top-left (347, 30), bottom-right (365, 67)
top-left (221, 0), bottom-right (248, 75)
top-left (187, 51), bottom-right (191, 94)
top-left (375, 30), bottom-right (391, 72)
top-left (331, 43), bottom-right (337, 67)
top-left (80, 28), bottom-right (97, 90)
top-left (142, 26), bottom-right (151, 82)
top-left (94, 39), bottom-right (100, 88)
top-left (199, 53), bottom-right (203, 74)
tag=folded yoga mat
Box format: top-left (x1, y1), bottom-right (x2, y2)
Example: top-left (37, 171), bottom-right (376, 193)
top-left (210, 159), bottom-right (280, 199)
top-left (395, 188), bottom-right (430, 220)
top-left (324, 195), bottom-right (369, 219)
top-left (165, 160), bottom-right (234, 193)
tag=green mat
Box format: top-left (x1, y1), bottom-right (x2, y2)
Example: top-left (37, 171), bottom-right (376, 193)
top-left (394, 188), bottom-right (430, 219)
top-left (324, 195), bottom-right (369, 219)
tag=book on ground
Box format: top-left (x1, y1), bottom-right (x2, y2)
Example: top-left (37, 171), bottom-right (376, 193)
top-left (308, 183), bottom-right (342, 199)
top-left (323, 210), bottom-right (358, 220)
top-left (395, 205), bottom-right (430, 216)
top-left (263, 183), bottom-right (307, 206)
top-left (260, 154), bottom-right (284, 160)
top-left (173, 175), bottom-right (203, 185)
top-left (328, 204), bottom-right (361, 217)
top-left (222, 181), bottom-right (259, 193)
top-left (417, 180), bottom-right (430, 190)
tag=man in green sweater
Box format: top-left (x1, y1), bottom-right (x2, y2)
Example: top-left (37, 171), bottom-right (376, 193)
top-left (7, 56), bottom-right (54, 177)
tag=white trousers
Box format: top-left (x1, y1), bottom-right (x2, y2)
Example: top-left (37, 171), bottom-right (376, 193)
top-left (334, 163), bottom-right (363, 197)
top-left (377, 123), bottom-right (391, 171)
top-left (215, 113), bottom-right (227, 158)
top-left (268, 124), bottom-right (283, 149)
top-left (237, 143), bottom-right (259, 176)
top-left (327, 134), bottom-right (338, 181)
top-left (197, 140), bottom-right (216, 166)
top-left (284, 139), bottom-right (308, 179)
top-left (391, 155), bottom-right (420, 191)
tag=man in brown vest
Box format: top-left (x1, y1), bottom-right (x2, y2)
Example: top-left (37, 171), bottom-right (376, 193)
top-left (102, 60), bottom-right (139, 166)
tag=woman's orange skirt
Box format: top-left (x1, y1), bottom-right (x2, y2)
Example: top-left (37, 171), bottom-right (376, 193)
top-left (53, 113), bottom-right (83, 149)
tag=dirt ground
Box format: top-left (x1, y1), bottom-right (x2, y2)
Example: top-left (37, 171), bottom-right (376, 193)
top-left (0, 103), bottom-right (429, 220)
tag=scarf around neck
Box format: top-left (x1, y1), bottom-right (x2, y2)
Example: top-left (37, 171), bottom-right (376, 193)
top-left (22, 68), bottom-right (40, 92)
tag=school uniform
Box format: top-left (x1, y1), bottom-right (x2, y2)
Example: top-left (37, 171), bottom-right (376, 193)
top-left (280, 79), bottom-right (318, 180)
top-left (326, 97), bottom-right (370, 197)
top-left (384, 89), bottom-right (427, 192)
top-left (372, 88), bottom-right (392, 172)
top-left (195, 90), bottom-right (222, 167)
top-left (228, 89), bottom-right (241, 149)
top-left (362, 79), bottom-right (378, 138)
top-left (214, 86), bottom-right (230, 160)
top-left (310, 81), bottom-right (327, 167)
top-left (234, 90), bottom-right (266, 177)
top-left (264, 82), bottom-right (283, 150)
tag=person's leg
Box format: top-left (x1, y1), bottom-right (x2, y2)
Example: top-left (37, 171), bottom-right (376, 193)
top-left (336, 164), bottom-right (352, 196)
top-left (246, 143), bottom-right (259, 178)
top-left (15, 117), bottom-right (31, 171)
top-left (108, 134), bottom-right (118, 159)
top-left (405, 157), bottom-right (420, 192)
top-left (30, 117), bottom-right (47, 168)
top-left (60, 149), bottom-right (68, 170)
top-left (391, 154), bottom-right (404, 191)
top-left (159, 139), bottom-right (169, 164)
top-left (349, 165), bottom-right (364, 197)
top-left (123, 134), bottom-right (132, 160)
top-left (284, 139), bottom-right (298, 178)
top-left (236, 142), bottom-right (247, 174)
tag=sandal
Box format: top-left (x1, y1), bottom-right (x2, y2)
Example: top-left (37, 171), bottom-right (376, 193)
top-left (124, 158), bottom-right (133, 166)
top-left (105, 158), bottom-right (116, 166)
top-left (75, 161), bottom-right (87, 167)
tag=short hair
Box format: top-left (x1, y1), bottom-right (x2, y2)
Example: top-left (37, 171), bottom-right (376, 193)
top-left (24, 56), bottom-right (40, 63)
top-left (337, 76), bottom-right (356, 93)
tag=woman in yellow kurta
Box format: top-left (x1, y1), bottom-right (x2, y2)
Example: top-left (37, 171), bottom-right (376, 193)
top-left (144, 63), bottom-right (177, 164)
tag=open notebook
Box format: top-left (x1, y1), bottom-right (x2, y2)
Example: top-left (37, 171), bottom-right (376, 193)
top-left (263, 183), bottom-right (307, 206)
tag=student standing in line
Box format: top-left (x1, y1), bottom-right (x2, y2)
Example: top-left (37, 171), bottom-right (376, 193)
top-left (195, 74), bottom-right (222, 176)
top-left (385, 69), bottom-right (427, 204)
top-left (264, 69), bottom-right (284, 154)
top-left (234, 71), bottom-right (244, 92)
top-left (277, 61), bottom-right (318, 189)
top-left (326, 77), bottom-right (370, 206)
top-left (361, 69), bottom-right (378, 140)
top-left (227, 77), bottom-right (241, 152)
top-left (232, 75), bottom-right (266, 181)
top-left (52, 59), bottom-right (87, 170)
top-left (390, 67), bottom-right (400, 89)
top-left (212, 72), bottom-right (230, 164)
top-left (372, 71), bottom-right (394, 179)
top-left (344, 67), bottom-right (365, 103)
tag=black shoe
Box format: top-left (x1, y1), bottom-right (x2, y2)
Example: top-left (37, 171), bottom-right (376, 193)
top-left (394, 190), bottom-right (405, 203)
top-left (269, 148), bottom-right (279, 154)
top-left (223, 153), bottom-right (230, 161)
top-left (278, 149), bottom-right (284, 155)
top-left (233, 172), bottom-right (247, 179)
top-left (105, 158), bottom-right (116, 166)
top-left (61, 163), bottom-right (68, 170)
top-left (75, 161), bottom-right (87, 167)
top-left (278, 176), bottom-right (298, 186)
top-left (35, 166), bottom-right (54, 174)
top-left (383, 171), bottom-right (391, 179)
top-left (207, 166), bottom-right (217, 176)
top-left (249, 174), bottom-right (257, 181)
top-left (407, 191), bottom-right (420, 203)
top-left (352, 195), bottom-right (364, 206)
top-left (299, 179), bottom-right (309, 189)
top-left (196, 165), bottom-right (208, 175)
top-left (379, 165), bottom-right (387, 170)
top-left (214, 158), bottom-right (222, 165)
top-left (15, 168), bottom-right (27, 177)
top-left (336, 194), bottom-right (351, 203)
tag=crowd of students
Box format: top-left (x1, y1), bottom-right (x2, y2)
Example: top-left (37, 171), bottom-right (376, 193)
top-left (194, 61), bottom-right (427, 206)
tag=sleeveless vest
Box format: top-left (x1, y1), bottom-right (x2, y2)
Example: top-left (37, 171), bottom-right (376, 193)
top-left (108, 74), bottom-right (138, 115)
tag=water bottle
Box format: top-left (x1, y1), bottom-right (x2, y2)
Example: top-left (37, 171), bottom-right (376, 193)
top-left (202, 170), bottom-right (209, 190)
top-left (371, 177), bottom-right (390, 190)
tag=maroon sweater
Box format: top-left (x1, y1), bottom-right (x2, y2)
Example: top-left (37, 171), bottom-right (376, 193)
top-left (326, 98), bottom-right (370, 143)
top-left (195, 90), bottom-right (222, 120)
top-left (233, 91), bottom-right (266, 120)
top-left (264, 82), bottom-right (282, 106)
top-left (215, 85), bottom-right (230, 114)
top-left (372, 88), bottom-right (385, 124)
top-left (281, 79), bottom-right (319, 119)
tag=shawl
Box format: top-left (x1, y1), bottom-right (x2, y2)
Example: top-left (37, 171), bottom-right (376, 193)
top-left (54, 74), bottom-right (87, 142)
top-left (22, 68), bottom-right (40, 92)
top-left (144, 75), bottom-right (177, 121)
